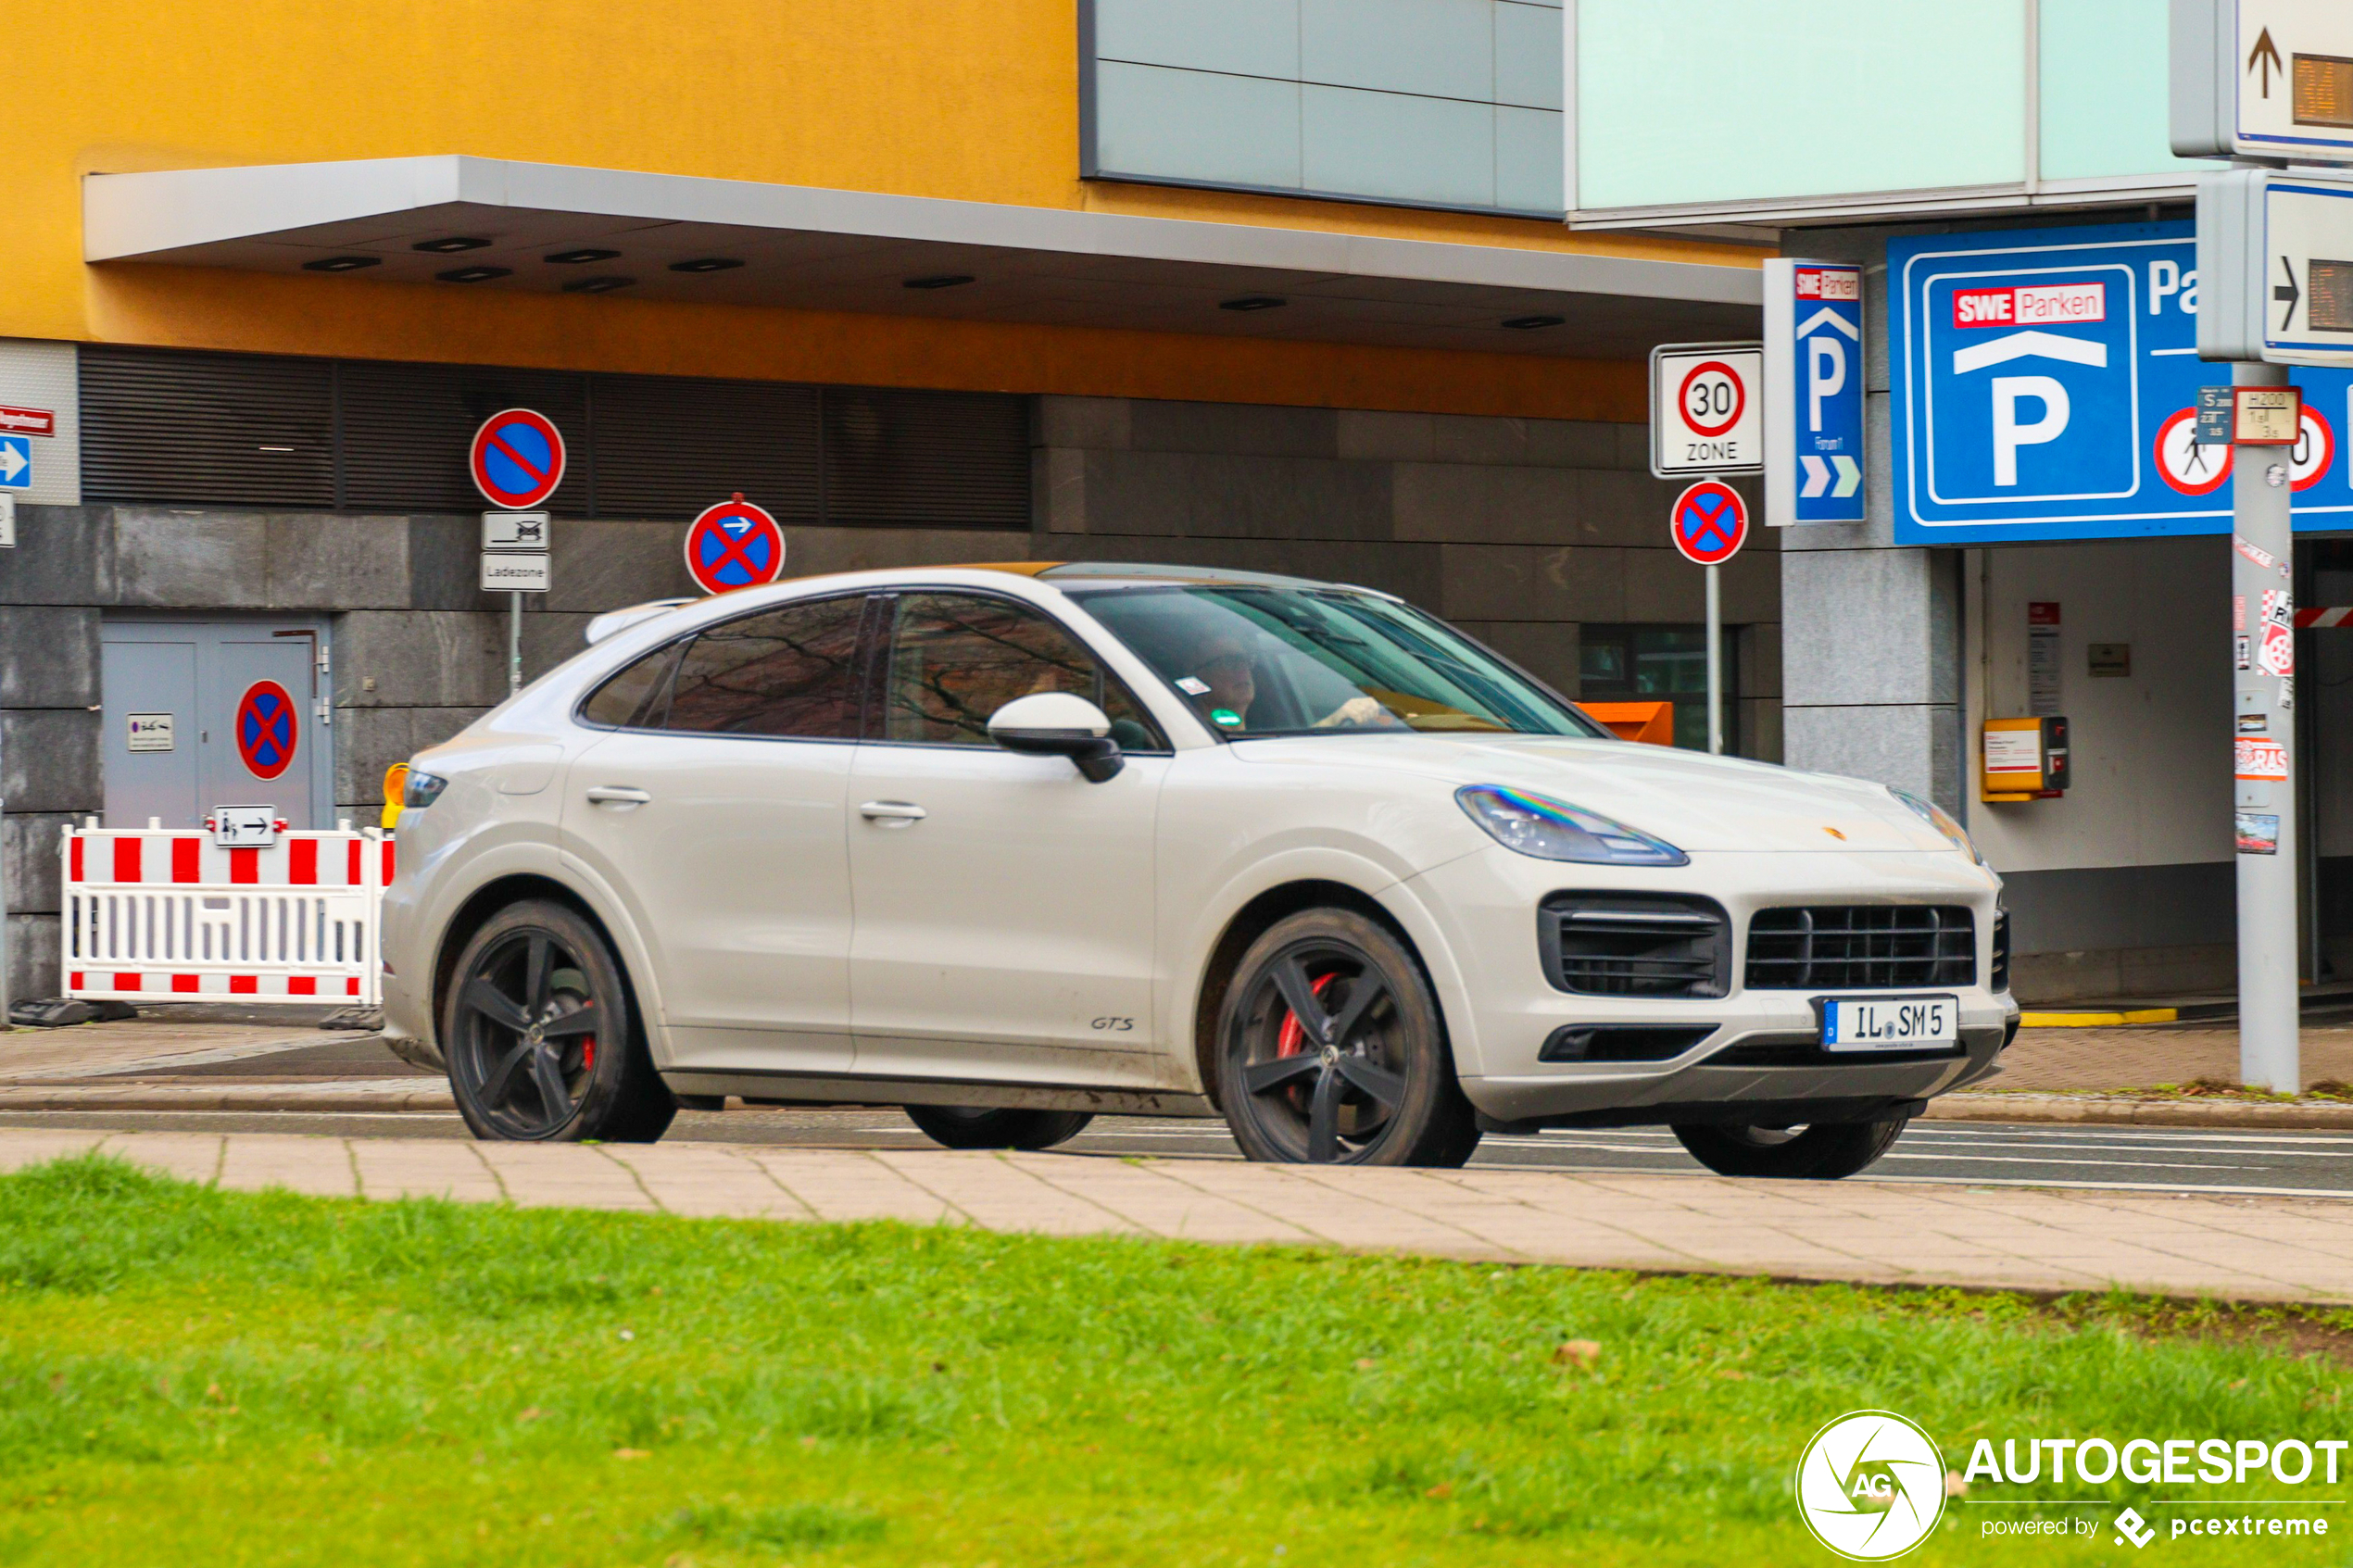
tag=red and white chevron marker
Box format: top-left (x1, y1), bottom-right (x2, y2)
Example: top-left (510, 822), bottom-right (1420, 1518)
top-left (2295, 608), bottom-right (2353, 628)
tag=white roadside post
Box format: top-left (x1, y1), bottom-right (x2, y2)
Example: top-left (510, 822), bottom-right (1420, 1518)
top-left (1651, 344), bottom-right (1763, 754)
top-left (2177, 0), bottom-right (2353, 1088)
top-left (480, 511), bottom-right (552, 695)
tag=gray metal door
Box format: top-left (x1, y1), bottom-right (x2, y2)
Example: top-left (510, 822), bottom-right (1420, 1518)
top-left (101, 619), bottom-right (333, 829)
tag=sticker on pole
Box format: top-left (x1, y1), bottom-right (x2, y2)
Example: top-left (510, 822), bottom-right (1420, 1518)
top-left (234, 679), bottom-right (299, 782)
top-left (2237, 735), bottom-right (2290, 781)
top-left (1669, 481), bottom-right (1749, 566)
top-left (684, 493), bottom-right (786, 596)
top-left (2259, 589), bottom-right (2297, 676)
top-left (469, 409), bottom-right (567, 510)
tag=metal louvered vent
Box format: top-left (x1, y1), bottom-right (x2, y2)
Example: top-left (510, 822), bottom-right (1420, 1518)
top-left (1744, 906), bottom-right (1977, 990)
top-left (594, 375), bottom-right (821, 521)
top-left (82, 346), bottom-right (334, 508)
top-left (339, 360), bottom-right (591, 514)
top-left (824, 386), bottom-right (1030, 529)
top-left (78, 348), bottom-right (1031, 527)
top-left (1539, 894), bottom-right (1730, 998)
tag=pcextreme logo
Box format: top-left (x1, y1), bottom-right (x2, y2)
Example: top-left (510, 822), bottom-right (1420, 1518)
top-left (1795, 1410), bottom-right (1947, 1560)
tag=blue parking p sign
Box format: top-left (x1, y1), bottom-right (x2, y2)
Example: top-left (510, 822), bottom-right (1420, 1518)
top-left (0, 436), bottom-right (28, 490)
top-left (1764, 259), bottom-right (1866, 525)
top-left (1891, 220), bottom-right (2353, 543)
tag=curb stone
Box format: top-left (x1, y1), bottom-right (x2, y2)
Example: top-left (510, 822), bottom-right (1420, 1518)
top-left (5, 1083), bottom-right (2352, 1132)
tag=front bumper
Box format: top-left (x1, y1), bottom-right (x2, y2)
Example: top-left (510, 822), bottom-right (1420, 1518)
top-left (1411, 845), bottom-right (2015, 1128)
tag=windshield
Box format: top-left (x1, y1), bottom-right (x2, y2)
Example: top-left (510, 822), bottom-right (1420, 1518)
top-left (1068, 584), bottom-right (1606, 739)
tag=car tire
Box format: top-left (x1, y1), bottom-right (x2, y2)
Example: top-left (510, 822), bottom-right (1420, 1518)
top-left (902, 1105), bottom-right (1095, 1150)
top-left (1216, 908), bottom-right (1480, 1168)
top-left (441, 898), bottom-right (676, 1144)
top-left (1669, 1114), bottom-right (1909, 1179)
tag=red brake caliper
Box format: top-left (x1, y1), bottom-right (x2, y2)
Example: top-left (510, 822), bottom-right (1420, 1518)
top-left (1276, 972), bottom-right (1339, 1059)
top-left (580, 1037), bottom-right (597, 1072)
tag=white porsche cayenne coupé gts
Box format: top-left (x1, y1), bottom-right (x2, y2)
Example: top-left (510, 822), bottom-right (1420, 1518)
top-left (382, 563), bottom-right (2016, 1177)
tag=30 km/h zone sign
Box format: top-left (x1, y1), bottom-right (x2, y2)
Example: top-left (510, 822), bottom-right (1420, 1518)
top-left (1670, 481), bottom-right (1749, 566)
top-left (684, 494), bottom-right (787, 596)
top-left (1651, 344), bottom-right (1762, 477)
top-left (469, 408), bottom-right (567, 510)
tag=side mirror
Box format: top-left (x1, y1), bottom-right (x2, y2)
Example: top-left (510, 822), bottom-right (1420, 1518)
top-left (988, 692), bottom-right (1125, 783)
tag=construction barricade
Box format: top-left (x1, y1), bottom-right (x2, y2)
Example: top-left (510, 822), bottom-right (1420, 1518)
top-left (61, 821), bottom-right (395, 1006)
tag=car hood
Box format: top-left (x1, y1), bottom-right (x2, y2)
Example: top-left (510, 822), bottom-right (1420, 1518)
top-left (1225, 734), bottom-right (1957, 855)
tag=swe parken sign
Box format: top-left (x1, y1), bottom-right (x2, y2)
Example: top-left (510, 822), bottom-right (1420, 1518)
top-left (1891, 220), bottom-right (2353, 544)
top-left (1764, 259), bottom-right (1865, 525)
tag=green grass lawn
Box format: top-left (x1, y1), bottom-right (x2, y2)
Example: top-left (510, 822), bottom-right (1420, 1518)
top-left (0, 1154), bottom-right (2347, 1565)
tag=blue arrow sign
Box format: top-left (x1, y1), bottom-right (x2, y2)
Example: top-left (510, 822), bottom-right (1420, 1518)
top-left (0, 436), bottom-right (29, 489)
top-left (1765, 260), bottom-right (1866, 525)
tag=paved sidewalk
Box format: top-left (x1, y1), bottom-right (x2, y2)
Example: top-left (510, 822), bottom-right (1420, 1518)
top-left (1993, 1024), bottom-right (2353, 1092)
top-left (15, 1126), bottom-right (2353, 1304)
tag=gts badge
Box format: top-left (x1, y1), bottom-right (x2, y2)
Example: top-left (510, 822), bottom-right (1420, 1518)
top-left (1090, 1017), bottom-right (1135, 1033)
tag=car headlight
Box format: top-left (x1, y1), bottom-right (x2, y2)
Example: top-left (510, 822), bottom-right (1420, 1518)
top-left (1455, 784), bottom-right (1688, 866)
top-left (404, 770), bottom-right (450, 810)
top-left (1890, 788), bottom-right (1981, 862)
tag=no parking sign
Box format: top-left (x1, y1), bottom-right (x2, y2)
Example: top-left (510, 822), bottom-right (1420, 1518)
top-left (1670, 481), bottom-right (1749, 566)
top-left (684, 494), bottom-right (786, 596)
top-left (469, 409), bottom-right (566, 510)
top-left (235, 680), bottom-right (298, 781)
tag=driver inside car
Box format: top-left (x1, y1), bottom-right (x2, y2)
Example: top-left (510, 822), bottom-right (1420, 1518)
top-left (1179, 628), bottom-right (1393, 732)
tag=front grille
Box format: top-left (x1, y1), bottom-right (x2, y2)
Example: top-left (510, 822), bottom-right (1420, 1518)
top-left (1744, 905), bottom-right (1976, 991)
top-left (1540, 895), bottom-right (1729, 998)
top-left (1991, 909), bottom-right (2011, 993)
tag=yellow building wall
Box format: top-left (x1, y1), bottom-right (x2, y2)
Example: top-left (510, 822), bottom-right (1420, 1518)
top-left (19, 0), bottom-right (1760, 420)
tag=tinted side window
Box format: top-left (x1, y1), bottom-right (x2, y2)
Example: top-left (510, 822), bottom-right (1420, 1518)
top-left (580, 642), bottom-right (684, 729)
top-left (663, 596), bottom-right (868, 739)
top-left (882, 593), bottom-right (1162, 748)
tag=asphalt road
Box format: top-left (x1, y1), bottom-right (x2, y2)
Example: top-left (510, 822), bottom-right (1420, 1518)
top-left (7, 1106), bottom-right (2353, 1198)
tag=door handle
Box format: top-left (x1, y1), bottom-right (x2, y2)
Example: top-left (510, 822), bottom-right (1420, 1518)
top-left (859, 799), bottom-right (927, 825)
top-left (585, 785), bottom-right (652, 807)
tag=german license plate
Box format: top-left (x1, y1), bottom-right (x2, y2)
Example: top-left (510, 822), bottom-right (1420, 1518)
top-left (1819, 995), bottom-right (1957, 1051)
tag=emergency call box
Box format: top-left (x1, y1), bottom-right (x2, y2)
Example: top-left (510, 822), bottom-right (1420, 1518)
top-left (1981, 716), bottom-right (2070, 802)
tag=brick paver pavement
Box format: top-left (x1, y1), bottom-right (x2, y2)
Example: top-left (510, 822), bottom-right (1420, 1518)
top-left (16, 1127), bottom-right (2353, 1305)
top-left (1994, 1025), bottom-right (2353, 1092)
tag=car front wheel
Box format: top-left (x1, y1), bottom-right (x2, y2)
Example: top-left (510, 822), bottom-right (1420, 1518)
top-left (1669, 1115), bottom-right (1908, 1179)
top-left (1216, 908), bottom-right (1479, 1168)
top-left (442, 898), bottom-right (675, 1143)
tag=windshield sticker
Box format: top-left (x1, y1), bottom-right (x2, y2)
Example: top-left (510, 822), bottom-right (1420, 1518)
top-left (1176, 676), bottom-right (1212, 695)
top-left (1210, 708), bottom-right (1243, 728)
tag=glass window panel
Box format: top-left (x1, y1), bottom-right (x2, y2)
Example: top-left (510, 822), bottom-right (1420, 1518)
top-left (1576, 0), bottom-right (2025, 208)
top-left (884, 595), bottom-right (1161, 748)
top-left (580, 642), bottom-right (683, 730)
top-left (2037, 0), bottom-right (2221, 181)
top-left (664, 596), bottom-right (867, 740)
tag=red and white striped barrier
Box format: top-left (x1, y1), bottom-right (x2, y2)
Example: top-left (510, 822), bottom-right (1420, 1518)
top-left (2296, 607), bottom-right (2353, 628)
top-left (61, 822), bottom-right (396, 1006)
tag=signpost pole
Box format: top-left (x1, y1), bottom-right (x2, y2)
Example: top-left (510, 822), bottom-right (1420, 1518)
top-left (1705, 564), bottom-right (1724, 755)
top-left (509, 590), bottom-right (523, 696)
top-left (2234, 359), bottom-right (2300, 1092)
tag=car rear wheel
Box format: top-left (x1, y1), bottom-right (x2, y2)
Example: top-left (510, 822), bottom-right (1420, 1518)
top-left (1216, 909), bottom-right (1479, 1168)
top-left (902, 1105), bottom-right (1095, 1150)
top-left (1669, 1115), bottom-right (1908, 1179)
top-left (443, 899), bottom-right (675, 1143)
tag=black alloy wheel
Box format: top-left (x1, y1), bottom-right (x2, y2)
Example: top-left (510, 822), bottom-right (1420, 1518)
top-left (1669, 1114), bottom-right (1910, 1179)
top-left (1217, 909), bottom-right (1479, 1168)
top-left (902, 1105), bottom-right (1095, 1150)
top-left (443, 899), bottom-right (675, 1143)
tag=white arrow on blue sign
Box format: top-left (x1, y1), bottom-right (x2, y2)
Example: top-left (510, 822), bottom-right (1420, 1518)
top-left (0, 436), bottom-right (28, 489)
top-left (1764, 260), bottom-right (1867, 525)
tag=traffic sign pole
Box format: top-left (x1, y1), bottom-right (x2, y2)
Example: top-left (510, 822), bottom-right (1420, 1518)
top-left (1705, 565), bottom-right (1724, 755)
top-left (510, 592), bottom-right (523, 696)
top-left (2234, 359), bottom-right (2300, 1092)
